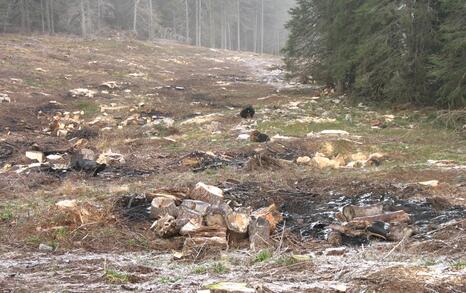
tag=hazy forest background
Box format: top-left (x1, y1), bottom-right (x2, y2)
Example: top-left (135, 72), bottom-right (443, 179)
top-left (1, 0), bottom-right (465, 108)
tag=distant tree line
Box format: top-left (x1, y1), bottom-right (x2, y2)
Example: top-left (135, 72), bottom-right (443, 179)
top-left (0, 0), bottom-right (294, 55)
top-left (283, 0), bottom-right (465, 108)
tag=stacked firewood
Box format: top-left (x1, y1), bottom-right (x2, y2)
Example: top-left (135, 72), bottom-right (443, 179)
top-left (149, 182), bottom-right (282, 257)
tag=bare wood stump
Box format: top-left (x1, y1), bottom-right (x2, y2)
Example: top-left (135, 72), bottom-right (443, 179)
top-left (154, 214), bottom-right (179, 238)
top-left (190, 182), bottom-right (224, 204)
top-left (150, 197), bottom-right (179, 219)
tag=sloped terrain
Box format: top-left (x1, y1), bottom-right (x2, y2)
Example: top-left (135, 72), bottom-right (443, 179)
top-left (0, 35), bottom-right (465, 292)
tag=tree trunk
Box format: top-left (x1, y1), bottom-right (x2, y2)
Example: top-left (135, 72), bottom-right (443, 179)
top-left (148, 0), bottom-right (153, 40)
top-left (221, 0), bottom-right (226, 49)
top-left (198, 0), bottom-right (202, 46)
top-left (2, 1), bottom-right (12, 33)
top-left (20, 0), bottom-right (26, 32)
top-left (50, 0), bottom-right (54, 34)
top-left (86, 0), bottom-right (92, 36)
top-left (237, 0), bottom-right (240, 51)
top-left (195, 0), bottom-right (199, 46)
top-left (80, 0), bottom-right (87, 37)
top-left (133, 0), bottom-right (140, 33)
top-left (209, 0), bottom-right (214, 47)
top-left (97, 0), bottom-right (101, 31)
top-left (40, 0), bottom-right (45, 33)
top-left (185, 0), bottom-right (189, 43)
top-left (253, 3), bottom-right (258, 53)
top-left (260, 0), bottom-right (264, 54)
top-left (45, 0), bottom-right (51, 34)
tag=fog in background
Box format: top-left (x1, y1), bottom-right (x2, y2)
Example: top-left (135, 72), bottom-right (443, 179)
top-left (0, 0), bottom-right (296, 54)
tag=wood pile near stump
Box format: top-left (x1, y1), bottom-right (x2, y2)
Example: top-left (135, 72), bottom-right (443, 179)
top-left (149, 182), bottom-right (283, 258)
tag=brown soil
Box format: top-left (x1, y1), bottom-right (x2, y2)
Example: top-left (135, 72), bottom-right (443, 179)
top-left (0, 34), bottom-right (465, 292)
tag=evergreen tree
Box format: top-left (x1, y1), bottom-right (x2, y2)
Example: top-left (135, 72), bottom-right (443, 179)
top-left (284, 0), bottom-right (465, 108)
top-left (431, 0), bottom-right (466, 107)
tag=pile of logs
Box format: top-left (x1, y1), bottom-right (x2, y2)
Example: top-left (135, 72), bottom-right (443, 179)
top-left (329, 203), bottom-right (413, 245)
top-left (150, 182), bottom-right (283, 257)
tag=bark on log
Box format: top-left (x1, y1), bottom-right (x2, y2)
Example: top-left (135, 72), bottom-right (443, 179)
top-left (225, 208), bottom-right (250, 234)
top-left (251, 203), bottom-right (283, 232)
top-left (151, 197), bottom-right (178, 219)
top-left (176, 206), bottom-right (203, 229)
top-left (342, 204), bottom-right (384, 221)
top-left (205, 213), bottom-right (226, 227)
top-left (180, 217), bottom-right (204, 235)
top-left (248, 217), bottom-right (270, 250)
top-left (190, 182), bottom-right (224, 204)
top-left (181, 199), bottom-right (211, 216)
top-left (182, 236), bottom-right (228, 257)
top-left (329, 224), bottom-right (367, 237)
top-left (351, 210), bottom-right (410, 225)
top-left (155, 214), bottom-right (179, 238)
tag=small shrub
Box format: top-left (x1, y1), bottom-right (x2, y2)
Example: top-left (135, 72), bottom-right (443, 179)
top-left (211, 262), bottom-right (229, 274)
top-left (450, 261), bottom-right (466, 271)
top-left (254, 250), bottom-right (272, 263)
top-left (192, 265), bottom-right (208, 274)
top-left (105, 269), bottom-right (129, 283)
top-left (0, 205), bottom-right (14, 221)
top-left (158, 276), bottom-right (181, 284)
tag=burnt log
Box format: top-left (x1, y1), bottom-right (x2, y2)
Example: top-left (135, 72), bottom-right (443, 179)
top-left (341, 204), bottom-right (384, 221)
top-left (351, 210), bottom-right (410, 225)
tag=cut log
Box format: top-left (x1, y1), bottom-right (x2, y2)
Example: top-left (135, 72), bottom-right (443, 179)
top-left (204, 203), bottom-right (231, 227)
top-left (192, 227), bottom-right (227, 238)
top-left (154, 214), bottom-right (179, 238)
top-left (26, 151), bottom-right (44, 163)
top-left (251, 204), bottom-right (283, 232)
top-left (180, 217), bottom-right (204, 235)
top-left (190, 182), bottom-right (224, 205)
top-left (342, 204), bottom-right (384, 221)
top-left (205, 213), bottom-right (227, 227)
top-left (329, 224), bottom-right (367, 237)
top-left (182, 236), bottom-right (228, 258)
top-left (151, 197), bottom-right (179, 219)
top-left (248, 217), bottom-right (271, 250)
top-left (149, 192), bottom-right (183, 205)
top-left (351, 210), bottom-right (410, 225)
top-left (327, 231), bottom-right (343, 246)
top-left (176, 206), bottom-right (203, 228)
top-left (205, 282), bottom-right (255, 293)
top-left (388, 223), bottom-right (414, 241)
top-left (225, 208), bottom-right (250, 234)
top-left (181, 199), bottom-right (211, 216)
top-left (181, 224), bottom-right (227, 237)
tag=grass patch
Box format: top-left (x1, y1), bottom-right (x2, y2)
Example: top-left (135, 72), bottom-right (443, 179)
top-left (191, 265), bottom-right (208, 274)
top-left (0, 205), bottom-right (14, 221)
top-left (422, 259), bottom-right (437, 267)
top-left (158, 276), bottom-right (181, 284)
top-left (105, 269), bottom-right (129, 283)
top-left (211, 262), bottom-right (230, 274)
top-left (127, 236), bottom-right (150, 249)
top-left (450, 260), bottom-right (466, 271)
top-left (191, 262), bottom-right (230, 275)
top-left (25, 235), bottom-right (42, 246)
top-left (254, 250), bottom-right (272, 263)
top-left (74, 100), bottom-right (99, 117)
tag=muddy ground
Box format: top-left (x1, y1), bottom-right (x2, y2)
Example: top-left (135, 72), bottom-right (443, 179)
top-left (0, 35), bottom-right (465, 292)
